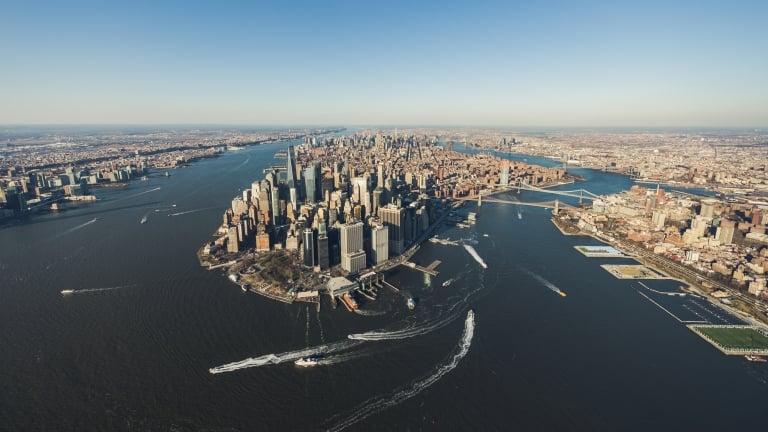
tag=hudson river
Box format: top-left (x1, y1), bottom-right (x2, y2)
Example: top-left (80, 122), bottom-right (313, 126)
top-left (1, 141), bottom-right (765, 431)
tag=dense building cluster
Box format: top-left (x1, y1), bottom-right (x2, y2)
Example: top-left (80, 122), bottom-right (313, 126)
top-left (571, 185), bottom-right (768, 300)
top-left (0, 128), bottom-right (335, 220)
top-left (204, 133), bottom-right (568, 276)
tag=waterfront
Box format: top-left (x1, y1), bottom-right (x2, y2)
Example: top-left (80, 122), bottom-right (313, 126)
top-left (1, 142), bottom-right (767, 431)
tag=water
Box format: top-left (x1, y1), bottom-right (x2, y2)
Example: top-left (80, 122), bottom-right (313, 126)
top-left (1, 142), bottom-right (765, 431)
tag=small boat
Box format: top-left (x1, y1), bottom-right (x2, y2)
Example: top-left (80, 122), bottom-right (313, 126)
top-left (745, 354), bottom-right (767, 363)
top-left (295, 357), bottom-right (320, 367)
top-left (61, 289), bottom-right (75, 295)
top-left (482, 234), bottom-right (489, 238)
top-left (407, 297), bottom-right (416, 310)
top-left (140, 216), bottom-right (148, 224)
top-left (442, 278), bottom-right (453, 287)
top-left (559, 291), bottom-right (567, 298)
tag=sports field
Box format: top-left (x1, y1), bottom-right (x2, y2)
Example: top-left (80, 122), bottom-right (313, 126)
top-left (690, 325), bottom-right (768, 353)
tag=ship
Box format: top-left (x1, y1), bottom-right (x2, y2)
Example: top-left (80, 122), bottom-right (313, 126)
top-left (294, 357), bottom-right (320, 367)
top-left (463, 244), bottom-right (488, 269)
top-left (407, 297), bottom-right (416, 310)
top-left (559, 291), bottom-right (567, 298)
top-left (61, 289), bottom-right (75, 295)
top-left (140, 216), bottom-right (148, 224)
top-left (442, 278), bottom-right (453, 287)
top-left (745, 354), bottom-right (767, 363)
top-left (341, 293), bottom-right (359, 310)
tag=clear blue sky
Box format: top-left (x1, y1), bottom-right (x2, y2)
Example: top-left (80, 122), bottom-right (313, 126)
top-left (2, 0), bottom-right (766, 127)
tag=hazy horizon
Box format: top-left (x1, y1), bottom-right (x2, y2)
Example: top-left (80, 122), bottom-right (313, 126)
top-left (3, 1), bottom-right (767, 127)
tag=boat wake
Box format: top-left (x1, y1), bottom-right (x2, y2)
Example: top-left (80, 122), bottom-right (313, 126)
top-left (53, 218), bottom-right (98, 239)
top-left (348, 307), bottom-right (462, 341)
top-left (354, 309), bottom-right (388, 317)
top-left (123, 186), bottom-right (161, 200)
top-left (209, 339), bottom-right (364, 374)
top-left (233, 157), bottom-right (251, 170)
top-left (525, 270), bottom-right (566, 297)
top-left (318, 346), bottom-right (380, 366)
top-left (169, 206), bottom-right (216, 216)
top-left (326, 310), bottom-right (476, 432)
top-left (463, 244), bottom-right (487, 269)
top-left (348, 284), bottom-right (478, 341)
top-left (62, 284), bottom-right (138, 295)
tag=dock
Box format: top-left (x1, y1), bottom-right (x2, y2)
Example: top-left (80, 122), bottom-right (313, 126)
top-left (400, 259), bottom-right (441, 276)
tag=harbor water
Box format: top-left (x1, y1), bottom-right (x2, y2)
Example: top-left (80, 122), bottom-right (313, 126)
top-left (1, 142), bottom-right (765, 431)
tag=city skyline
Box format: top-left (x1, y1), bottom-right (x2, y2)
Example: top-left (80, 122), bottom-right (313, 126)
top-left (3, 0), bottom-right (767, 127)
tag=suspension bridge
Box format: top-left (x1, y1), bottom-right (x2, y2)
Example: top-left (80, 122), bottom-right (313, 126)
top-left (457, 179), bottom-right (600, 214)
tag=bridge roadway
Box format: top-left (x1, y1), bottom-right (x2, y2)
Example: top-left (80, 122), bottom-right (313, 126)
top-left (456, 194), bottom-right (576, 211)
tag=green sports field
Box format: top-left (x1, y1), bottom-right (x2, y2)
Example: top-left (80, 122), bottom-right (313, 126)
top-left (693, 326), bottom-right (768, 351)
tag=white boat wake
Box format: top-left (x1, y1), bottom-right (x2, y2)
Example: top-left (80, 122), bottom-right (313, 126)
top-left (53, 218), bottom-right (98, 239)
top-left (525, 270), bottom-right (565, 297)
top-left (348, 306), bottom-right (463, 341)
top-left (463, 244), bottom-right (487, 269)
top-left (353, 309), bottom-right (387, 317)
top-left (61, 284), bottom-right (137, 295)
top-left (348, 282), bottom-right (479, 341)
top-left (326, 310), bottom-right (476, 432)
top-left (233, 157), bottom-right (251, 170)
top-left (169, 206), bottom-right (216, 216)
top-left (123, 186), bottom-right (161, 200)
top-left (209, 339), bottom-right (364, 374)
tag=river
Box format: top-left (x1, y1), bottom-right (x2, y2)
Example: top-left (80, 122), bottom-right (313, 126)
top-left (0, 140), bottom-right (765, 431)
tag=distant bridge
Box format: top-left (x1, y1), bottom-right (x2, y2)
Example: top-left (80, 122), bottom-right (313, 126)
top-left (510, 180), bottom-right (599, 202)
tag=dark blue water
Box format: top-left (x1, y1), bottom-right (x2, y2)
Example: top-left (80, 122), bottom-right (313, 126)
top-left (1, 142), bottom-right (765, 431)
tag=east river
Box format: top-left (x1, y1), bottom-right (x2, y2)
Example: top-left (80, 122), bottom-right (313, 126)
top-left (1, 141), bottom-right (766, 431)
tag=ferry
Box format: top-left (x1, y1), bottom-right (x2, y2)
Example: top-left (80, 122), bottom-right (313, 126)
top-left (745, 354), bottom-right (767, 363)
top-left (61, 289), bottom-right (75, 295)
top-left (407, 297), bottom-right (416, 310)
top-left (295, 357), bottom-right (320, 367)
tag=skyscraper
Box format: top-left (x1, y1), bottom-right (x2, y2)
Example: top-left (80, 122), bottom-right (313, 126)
top-left (302, 228), bottom-right (316, 267)
top-left (304, 163), bottom-right (319, 203)
top-left (285, 145), bottom-right (297, 188)
top-left (378, 204), bottom-right (405, 255)
top-left (340, 221), bottom-right (366, 273)
top-left (371, 225), bottom-right (389, 266)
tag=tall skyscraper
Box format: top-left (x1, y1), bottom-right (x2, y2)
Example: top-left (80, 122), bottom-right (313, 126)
top-left (285, 145), bottom-right (297, 188)
top-left (304, 163), bottom-right (319, 203)
top-left (302, 228), bottom-right (316, 267)
top-left (340, 221), bottom-right (365, 273)
top-left (378, 204), bottom-right (405, 255)
top-left (371, 225), bottom-right (389, 266)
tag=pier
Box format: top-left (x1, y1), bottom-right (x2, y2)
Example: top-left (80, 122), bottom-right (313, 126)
top-left (400, 259), bottom-right (441, 276)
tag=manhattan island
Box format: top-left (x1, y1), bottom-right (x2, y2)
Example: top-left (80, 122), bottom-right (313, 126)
top-left (198, 132), bottom-right (573, 310)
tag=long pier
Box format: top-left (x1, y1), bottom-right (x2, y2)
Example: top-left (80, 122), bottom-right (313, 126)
top-left (400, 259), bottom-right (440, 276)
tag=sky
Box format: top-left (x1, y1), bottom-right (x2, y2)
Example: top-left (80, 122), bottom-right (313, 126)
top-left (2, 0), bottom-right (767, 127)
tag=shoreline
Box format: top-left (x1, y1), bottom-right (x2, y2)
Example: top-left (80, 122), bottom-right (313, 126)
top-left (550, 217), bottom-right (768, 331)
